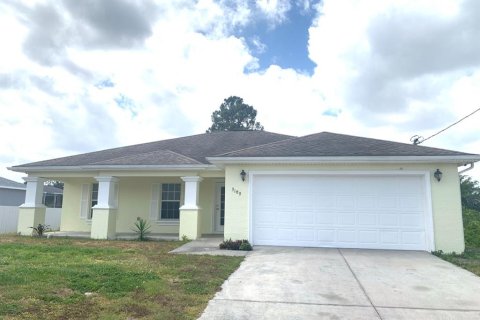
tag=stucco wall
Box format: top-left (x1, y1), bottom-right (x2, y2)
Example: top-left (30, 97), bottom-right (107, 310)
top-left (224, 163), bottom-right (464, 253)
top-left (60, 176), bottom-right (220, 235)
top-left (61, 178), bottom-right (94, 232)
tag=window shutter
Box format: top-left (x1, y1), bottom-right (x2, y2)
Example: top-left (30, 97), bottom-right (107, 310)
top-left (150, 183), bottom-right (160, 221)
top-left (113, 182), bottom-right (119, 208)
top-left (80, 184), bottom-right (90, 219)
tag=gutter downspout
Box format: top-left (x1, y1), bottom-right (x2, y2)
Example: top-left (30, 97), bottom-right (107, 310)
top-left (459, 163), bottom-right (475, 174)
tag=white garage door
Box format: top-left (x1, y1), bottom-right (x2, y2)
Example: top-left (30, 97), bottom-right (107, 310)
top-left (251, 174), bottom-right (430, 250)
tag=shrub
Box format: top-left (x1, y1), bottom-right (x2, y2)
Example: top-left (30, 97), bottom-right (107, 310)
top-left (463, 208), bottom-right (480, 248)
top-left (239, 241), bottom-right (252, 251)
top-left (219, 239), bottom-right (252, 251)
top-left (30, 224), bottom-right (50, 237)
top-left (131, 217), bottom-right (151, 241)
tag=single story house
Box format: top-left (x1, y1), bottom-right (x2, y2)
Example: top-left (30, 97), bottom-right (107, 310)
top-left (0, 177), bottom-right (27, 206)
top-left (9, 131), bottom-right (480, 253)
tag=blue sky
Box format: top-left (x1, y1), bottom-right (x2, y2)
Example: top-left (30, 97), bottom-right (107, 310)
top-left (239, 1), bottom-right (317, 74)
top-left (0, 0), bottom-right (479, 182)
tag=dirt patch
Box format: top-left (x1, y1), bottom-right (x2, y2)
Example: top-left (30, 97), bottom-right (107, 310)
top-left (121, 303), bottom-right (151, 318)
top-left (53, 288), bottom-right (74, 298)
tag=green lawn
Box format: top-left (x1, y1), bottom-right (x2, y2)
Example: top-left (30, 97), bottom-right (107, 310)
top-left (434, 208), bottom-right (480, 277)
top-left (0, 235), bottom-right (243, 319)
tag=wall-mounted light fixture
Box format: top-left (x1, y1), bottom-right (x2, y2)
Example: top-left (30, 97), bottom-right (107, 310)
top-left (434, 169), bottom-right (443, 182)
top-left (240, 170), bottom-right (247, 182)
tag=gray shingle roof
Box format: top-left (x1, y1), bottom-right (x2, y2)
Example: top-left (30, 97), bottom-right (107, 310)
top-left (215, 132), bottom-right (478, 158)
top-left (12, 131), bottom-right (479, 171)
top-left (0, 177), bottom-right (26, 189)
top-left (90, 150), bottom-right (203, 166)
top-left (14, 131), bottom-right (294, 168)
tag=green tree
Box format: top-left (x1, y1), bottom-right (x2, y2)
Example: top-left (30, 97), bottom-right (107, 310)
top-left (206, 96), bottom-right (264, 133)
top-left (44, 180), bottom-right (64, 189)
top-left (460, 175), bottom-right (480, 211)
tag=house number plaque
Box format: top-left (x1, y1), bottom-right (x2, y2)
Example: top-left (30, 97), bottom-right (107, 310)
top-left (232, 187), bottom-right (241, 196)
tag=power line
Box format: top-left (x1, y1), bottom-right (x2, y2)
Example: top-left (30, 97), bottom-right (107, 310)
top-left (411, 106), bottom-right (480, 145)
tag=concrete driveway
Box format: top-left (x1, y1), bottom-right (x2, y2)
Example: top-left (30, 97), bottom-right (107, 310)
top-left (199, 247), bottom-right (480, 319)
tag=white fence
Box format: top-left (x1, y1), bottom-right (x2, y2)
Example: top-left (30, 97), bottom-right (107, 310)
top-left (0, 206), bottom-right (61, 234)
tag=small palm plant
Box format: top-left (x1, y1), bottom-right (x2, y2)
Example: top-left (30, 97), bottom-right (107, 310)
top-left (30, 224), bottom-right (50, 237)
top-left (132, 217), bottom-right (151, 241)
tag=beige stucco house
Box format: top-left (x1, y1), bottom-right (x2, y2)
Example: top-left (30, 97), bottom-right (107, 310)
top-left (9, 131), bottom-right (480, 253)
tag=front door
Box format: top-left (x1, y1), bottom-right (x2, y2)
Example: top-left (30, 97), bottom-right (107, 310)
top-left (214, 183), bottom-right (225, 232)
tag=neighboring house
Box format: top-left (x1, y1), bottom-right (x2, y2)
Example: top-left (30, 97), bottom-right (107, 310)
top-left (9, 131), bottom-right (480, 253)
top-left (0, 177), bottom-right (26, 206)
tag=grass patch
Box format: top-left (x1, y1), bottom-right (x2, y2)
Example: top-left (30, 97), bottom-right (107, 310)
top-left (0, 235), bottom-right (243, 319)
top-left (433, 248), bottom-right (480, 277)
top-left (434, 208), bottom-right (480, 277)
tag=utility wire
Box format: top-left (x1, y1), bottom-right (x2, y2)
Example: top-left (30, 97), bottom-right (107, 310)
top-left (411, 106), bottom-right (480, 145)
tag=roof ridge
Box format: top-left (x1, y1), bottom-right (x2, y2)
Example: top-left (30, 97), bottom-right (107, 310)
top-left (16, 130), bottom-right (291, 167)
top-left (88, 149), bottom-right (202, 165)
top-left (213, 135), bottom-right (299, 157)
top-left (317, 131), bottom-right (474, 153)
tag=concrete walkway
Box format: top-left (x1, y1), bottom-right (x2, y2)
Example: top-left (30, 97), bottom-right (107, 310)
top-left (170, 237), bottom-right (249, 256)
top-left (199, 247), bottom-right (480, 319)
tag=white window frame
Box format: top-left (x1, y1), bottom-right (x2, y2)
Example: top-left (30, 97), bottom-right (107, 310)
top-left (89, 182), bottom-right (99, 220)
top-left (150, 182), bottom-right (183, 225)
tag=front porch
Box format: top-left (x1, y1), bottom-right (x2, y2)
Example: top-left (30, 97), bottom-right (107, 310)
top-left (17, 174), bottom-right (226, 240)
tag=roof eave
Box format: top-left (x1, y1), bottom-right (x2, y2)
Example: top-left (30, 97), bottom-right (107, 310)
top-left (0, 186), bottom-right (26, 191)
top-left (206, 155), bottom-right (480, 165)
top-left (8, 164), bottom-right (221, 173)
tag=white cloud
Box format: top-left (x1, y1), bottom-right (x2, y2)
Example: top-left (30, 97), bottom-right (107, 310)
top-left (255, 0), bottom-right (292, 26)
top-left (1, 0), bottom-right (479, 183)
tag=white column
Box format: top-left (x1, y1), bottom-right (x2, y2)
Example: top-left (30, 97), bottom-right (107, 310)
top-left (180, 176), bottom-right (203, 209)
top-left (94, 176), bottom-right (119, 209)
top-left (91, 176), bottom-right (119, 239)
top-left (18, 176), bottom-right (46, 235)
top-left (21, 177), bottom-right (46, 207)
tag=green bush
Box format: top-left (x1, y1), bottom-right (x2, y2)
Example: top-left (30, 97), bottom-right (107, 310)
top-left (239, 241), bottom-right (252, 251)
top-left (131, 217), bottom-right (151, 241)
top-left (219, 239), bottom-right (252, 251)
top-left (463, 208), bottom-right (480, 248)
top-left (30, 224), bottom-right (50, 237)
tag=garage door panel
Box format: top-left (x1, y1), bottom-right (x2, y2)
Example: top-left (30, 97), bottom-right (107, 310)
top-left (401, 214), bottom-right (423, 227)
top-left (337, 230), bottom-right (356, 243)
top-left (297, 229), bottom-right (315, 241)
top-left (255, 227), bottom-right (276, 241)
top-left (278, 211), bottom-right (295, 224)
top-left (336, 195), bottom-right (355, 210)
top-left (339, 214), bottom-right (355, 225)
top-left (277, 228), bottom-right (295, 241)
top-left (399, 196), bottom-right (423, 209)
top-left (358, 230), bottom-right (378, 244)
top-left (317, 214), bottom-right (336, 224)
top-left (378, 196), bottom-right (398, 209)
top-left (317, 229), bottom-right (336, 242)
top-left (297, 212), bottom-right (315, 225)
top-left (378, 215), bottom-right (399, 227)
top-left (401, 231), bottom-right (424, 245)
top-left (357, 196), bottom-right (377, 210)
top-left (380, 231), bottom-right (399, 244)
top-left (358, 214), bottom-right (376, 226)
top-left (318, 196), bottom-right (335, 208)
top-left (252, 174), bottom-right (429, 250)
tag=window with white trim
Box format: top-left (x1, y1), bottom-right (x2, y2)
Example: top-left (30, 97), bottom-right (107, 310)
top-left (160, 183), bottom-right (181, 220)
top-left (89, 183), bottom-right (99, 219)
